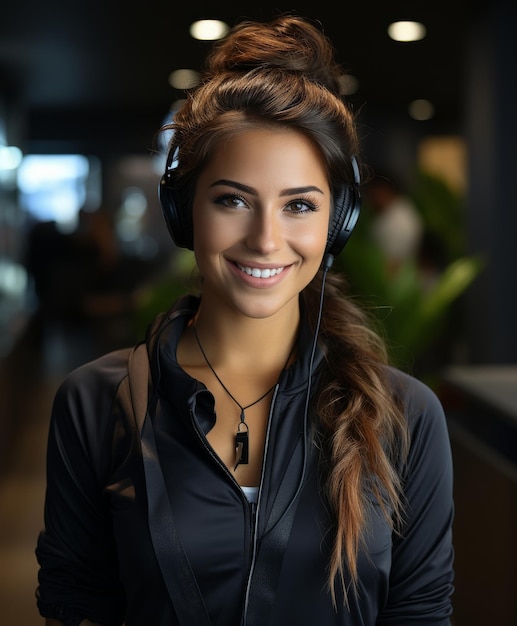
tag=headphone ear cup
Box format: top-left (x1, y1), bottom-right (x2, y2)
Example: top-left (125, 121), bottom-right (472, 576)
top-left (326, 182), bottom-right (361, 258)
top-left (159, 172), bottom-right (194, 250)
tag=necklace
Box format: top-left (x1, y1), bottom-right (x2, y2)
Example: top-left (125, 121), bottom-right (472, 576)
top-left (192, 326), bottom-right (280, 471)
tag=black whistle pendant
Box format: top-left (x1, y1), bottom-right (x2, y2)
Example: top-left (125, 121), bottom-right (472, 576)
top-left (234, 428), bottom-right (249, 470)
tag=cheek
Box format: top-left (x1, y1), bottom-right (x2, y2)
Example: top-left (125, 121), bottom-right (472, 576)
top-left (293, 216), bottom-right (330, 259)
top-left (193, 210), bottom-right (233, 254)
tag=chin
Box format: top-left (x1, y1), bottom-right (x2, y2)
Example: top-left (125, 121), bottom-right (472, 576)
top-left (230, 294), bottom-right (299, 321)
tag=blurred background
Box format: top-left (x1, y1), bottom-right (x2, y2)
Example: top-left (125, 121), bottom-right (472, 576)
top-left (0, 1), bottom-right (516, 624)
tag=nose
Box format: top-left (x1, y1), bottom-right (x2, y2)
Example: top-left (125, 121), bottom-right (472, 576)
top-left (245, 209), bottom-right (282, 254)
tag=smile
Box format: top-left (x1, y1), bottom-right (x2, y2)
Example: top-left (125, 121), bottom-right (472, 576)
top-left (237, 264), bottom-right (286, 278)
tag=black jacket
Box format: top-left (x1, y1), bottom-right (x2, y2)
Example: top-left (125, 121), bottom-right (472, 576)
top-left (36, 295), bottom-right (454, 625)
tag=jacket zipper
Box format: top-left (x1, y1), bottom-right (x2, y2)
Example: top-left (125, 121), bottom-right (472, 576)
top-left (189, 385), bottom-right (280, 625)
top-left (241, 384), bottom-right (279, 625)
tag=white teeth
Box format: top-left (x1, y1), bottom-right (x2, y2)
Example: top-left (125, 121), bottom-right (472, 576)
top-left (238, 264), bottom-right (285, 278)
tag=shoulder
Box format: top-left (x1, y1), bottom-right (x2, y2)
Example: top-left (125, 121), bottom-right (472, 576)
top-left (385, 366), bottom-right (445, 420)
top-left (55, 348), bottom-right (132, 413)
top-left (50, 349), bottom-right (133, 467)
top-left (385, 366), bottom-right (452, 477)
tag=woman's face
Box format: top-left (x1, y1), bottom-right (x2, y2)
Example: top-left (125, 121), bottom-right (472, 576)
top-left (192, 127), bottom-right (331, 321)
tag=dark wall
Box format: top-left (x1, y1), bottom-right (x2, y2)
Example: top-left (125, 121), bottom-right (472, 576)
top-left (465, 0), bottom-right (517, 364)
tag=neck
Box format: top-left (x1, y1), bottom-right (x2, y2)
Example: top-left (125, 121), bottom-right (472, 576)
top-left (190, 300), bottom-right (300, 372)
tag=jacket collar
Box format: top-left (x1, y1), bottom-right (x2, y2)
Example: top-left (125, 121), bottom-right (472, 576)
top-left (148, 293), bottom-right (325, 395)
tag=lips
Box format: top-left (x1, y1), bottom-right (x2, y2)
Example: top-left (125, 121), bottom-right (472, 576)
top-left (236, 263), bottom-right (286, 279)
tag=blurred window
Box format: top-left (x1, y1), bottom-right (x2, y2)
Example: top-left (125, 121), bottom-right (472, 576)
top-left (18, 154), bottom-right (101, 231)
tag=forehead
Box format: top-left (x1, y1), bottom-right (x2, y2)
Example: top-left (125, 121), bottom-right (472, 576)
top-left (199, 127), bottom-right (330, 189)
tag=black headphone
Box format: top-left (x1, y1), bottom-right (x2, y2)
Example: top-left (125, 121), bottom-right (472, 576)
top-left (159, 150), bottom-right (361, 259)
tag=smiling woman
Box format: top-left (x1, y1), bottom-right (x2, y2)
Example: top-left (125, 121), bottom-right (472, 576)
top-left (35, 14), bottom-right (454, 626)
top-left (190, 127), bottom-right (330, 322)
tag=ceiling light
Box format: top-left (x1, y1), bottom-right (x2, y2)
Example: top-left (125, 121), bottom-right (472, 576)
top-left (387, 21), bottom-right (427, 42)
top-left (168, 69), bottom-right (200, 90)
top-left (190, 19), bottom-right (229, 41)
top-left (408, 99), bottom-right (435, 120)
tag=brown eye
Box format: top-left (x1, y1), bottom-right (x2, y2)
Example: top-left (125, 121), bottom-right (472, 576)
top-left (214, 193), bottom-right (247, 209)
top-left (286, 199), bottom-right (318, 214)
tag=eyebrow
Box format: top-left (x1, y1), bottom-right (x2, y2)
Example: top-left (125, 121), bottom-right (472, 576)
top-left (209, 179), bottom-right (325, 196)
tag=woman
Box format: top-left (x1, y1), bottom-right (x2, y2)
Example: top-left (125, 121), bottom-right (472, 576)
top-left (36, 15), bottom-right (454, 626)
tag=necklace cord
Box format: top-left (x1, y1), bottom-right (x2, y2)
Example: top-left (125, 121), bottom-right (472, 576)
top-left (192, 325), bottom-right (293, 470)
top-left (192, 327), bottom-right (278, 421)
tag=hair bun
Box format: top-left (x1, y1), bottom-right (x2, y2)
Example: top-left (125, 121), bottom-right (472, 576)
top-left (205, 15), bottom-right (344, 97)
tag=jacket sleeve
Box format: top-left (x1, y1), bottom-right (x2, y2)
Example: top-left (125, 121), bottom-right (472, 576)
top-left (35, 355), bottom-right (128, 626)
top-left (378, 374), bottom-right (455, 625)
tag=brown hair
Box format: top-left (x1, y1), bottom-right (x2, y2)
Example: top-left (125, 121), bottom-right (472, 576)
top-left (162, 14), bottom-right (408, 605)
